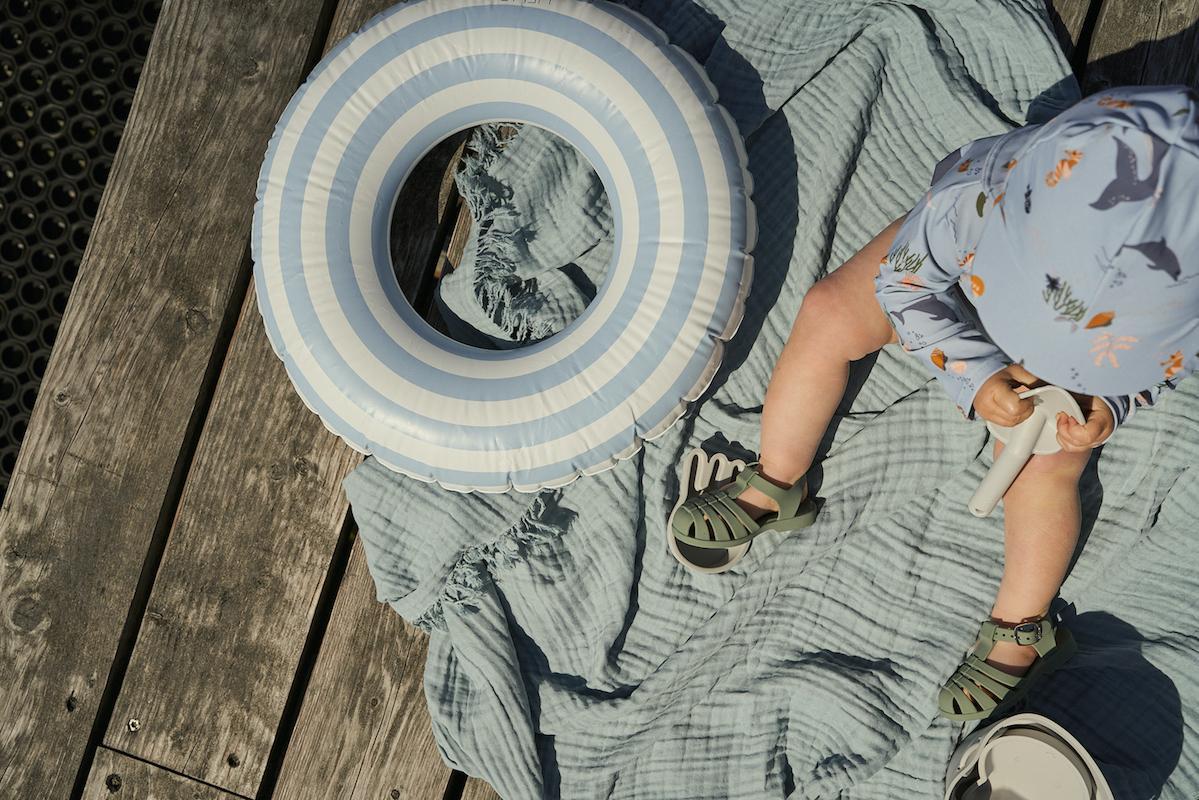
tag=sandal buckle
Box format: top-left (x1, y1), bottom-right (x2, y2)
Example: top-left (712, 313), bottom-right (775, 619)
top-left (1013, 621), bottom-right (1042, 645)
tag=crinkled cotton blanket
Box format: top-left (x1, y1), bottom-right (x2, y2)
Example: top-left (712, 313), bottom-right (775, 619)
top-left (346, 1), bottom-right (1199, 797)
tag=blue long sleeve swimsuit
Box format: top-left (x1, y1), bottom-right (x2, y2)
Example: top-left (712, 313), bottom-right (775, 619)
top-left (875, 86), bottom-right (1199, 439)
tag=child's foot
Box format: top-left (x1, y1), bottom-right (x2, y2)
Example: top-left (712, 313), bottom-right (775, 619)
top-left (954, 620), bottom-right (1038, 709)
top-left (984, 638), bottom-right (1038, 676)
top-left (733, 467), bottom-right (804, 520)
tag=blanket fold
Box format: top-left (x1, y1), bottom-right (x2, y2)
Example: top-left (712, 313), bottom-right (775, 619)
top-left (346, 1), bottom-right (1197, 796)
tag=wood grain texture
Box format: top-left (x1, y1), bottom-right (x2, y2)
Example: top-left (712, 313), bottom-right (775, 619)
top-left (1084, 0), bottom-right (1199, 91)
top-left (460, 777), bottom-right (505, 800)
top-left (101, 289), bottom-right (361, 795)
top-left (271, 542), bottom-right (451, 800)
top-left (266, 1), bottom-right (479, 796)
top-left (0, 0), bottom-right (332, 795)
top-left (81, 748), bottom-right (243, 800)
top-left (1046, 0), bottom-right (1095, 59)
top-left (100, 0), bottom-right (472, 794)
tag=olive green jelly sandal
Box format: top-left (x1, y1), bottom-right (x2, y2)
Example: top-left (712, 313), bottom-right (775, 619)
top-left (938, 617), bottom-right (1077, 722)
top-left (669, 461), bottom-right (818, 552)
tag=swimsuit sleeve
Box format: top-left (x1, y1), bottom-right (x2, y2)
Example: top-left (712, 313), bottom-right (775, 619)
top-left (875, 148), bottom-right (1010, 419)
top-left (1100, 376), bottom-right (1184, 437)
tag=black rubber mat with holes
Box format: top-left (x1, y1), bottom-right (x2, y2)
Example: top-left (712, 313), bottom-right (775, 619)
top-left (0, 0), bottom-right (160, 498)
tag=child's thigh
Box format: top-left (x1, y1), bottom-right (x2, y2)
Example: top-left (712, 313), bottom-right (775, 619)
top-left (1000, 441), bottom-right (1090, 486)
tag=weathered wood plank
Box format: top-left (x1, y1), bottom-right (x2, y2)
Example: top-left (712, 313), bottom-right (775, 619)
top-left (0, 0), bottom-right (333, 795)
top-left (1046, 0), bottom-right (1096, 60)
top-left (81, 748), bottom-right (243, 800)
top-left (263, 1), bottom-right (481, 796)
top-left (99, 0), bottom-right (470, 794)
top-left (439, 200), bottom-right (474, 279)
top-left (461, 777), bottom-right (505, 800)
top-left (1083, 0), bottom-right (1199, 91)
top-left (271, 541), bottom-right (452, 799)
top-left (101, 285), bottom-right (361, 795)
top-left (394, 131), bottom-right (471, 315)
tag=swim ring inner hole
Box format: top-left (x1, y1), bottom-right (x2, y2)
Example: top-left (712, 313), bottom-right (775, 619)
top-left (389, 120), bottom-right (613, 350)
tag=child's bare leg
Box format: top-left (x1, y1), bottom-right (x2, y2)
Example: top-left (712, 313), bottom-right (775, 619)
top-left (736, 218), bottom-right (904, 518)
top-left (985, 442), bottom-right (1089, 673)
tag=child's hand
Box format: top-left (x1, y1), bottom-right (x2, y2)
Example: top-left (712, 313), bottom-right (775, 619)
top-left (1055, 395), bottom-right (1114, 452)
top-left (973, 364), bottom-right (1041, 427)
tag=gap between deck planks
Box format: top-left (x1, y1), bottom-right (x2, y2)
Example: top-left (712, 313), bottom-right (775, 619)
top-left (0, 0), bottom-right (338, 796)
top-left (80, 748), bottom-right (245, 800)
top-left (89, 0), bottom-right (484, 798)
top-left (1048, 0), bottom-right (1096, 61)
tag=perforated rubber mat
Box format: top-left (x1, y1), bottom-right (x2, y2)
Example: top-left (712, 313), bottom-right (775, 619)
top-left (0, 0), bottom-right (160, 498)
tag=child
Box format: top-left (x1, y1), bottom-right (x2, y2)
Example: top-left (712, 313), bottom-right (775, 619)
top-left (670, 84), bottom-right (1199, 720)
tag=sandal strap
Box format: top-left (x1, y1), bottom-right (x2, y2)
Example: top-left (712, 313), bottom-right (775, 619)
top-left (971, 617), bottom-right (1060, 660)
top-left (670, 460), bottom-right (817, 550)
top-left (732, 462), bottom-right (806, 517)
top-left (693, 495), bottom-right (735, 544)
top-left (702, 492), bottom-right (758, 539)
top-left (943, 654), bottom-right (1024, 716)
top-left (693, 492), bottom-right (757, 543)
top-left (944, 679), bottom-right (992, 715)
top-left (940, 617), bottom-right (1074, 719)
top-left (960, 654), bottom-right (1023, 691)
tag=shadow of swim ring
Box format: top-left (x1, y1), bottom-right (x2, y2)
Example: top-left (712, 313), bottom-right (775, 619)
top-left (253, 0), bottom-right (754, 493)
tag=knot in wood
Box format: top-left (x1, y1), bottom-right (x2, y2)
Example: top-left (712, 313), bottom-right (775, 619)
top-left (105, 772), bottom-right (122, 792)
top-left (10, 595), bottom-right (46, 632)
top-left (184, 307), bottom-right (210, 332)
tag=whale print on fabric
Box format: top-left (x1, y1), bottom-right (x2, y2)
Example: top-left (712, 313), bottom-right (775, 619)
top-left (877, 84), bottom-right (1198, 430)
top-left (1091, 136), bottom-right (1165, 209)
top-left (1117, 238), bottom-right (1182, 281)
top-left (887, 294), bottom-right (958, 327)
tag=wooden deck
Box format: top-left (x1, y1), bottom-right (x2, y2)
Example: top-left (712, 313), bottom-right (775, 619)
top-left (2, 1), bottom-right (1197, 798)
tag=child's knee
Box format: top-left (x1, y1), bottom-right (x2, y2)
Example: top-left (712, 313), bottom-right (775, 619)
top-left (798, 280), bottom-right (888, 359)
top-left (798, 279), bottom-right (842, 324)
top-left (1016, 448), bottom-right (1089, 484)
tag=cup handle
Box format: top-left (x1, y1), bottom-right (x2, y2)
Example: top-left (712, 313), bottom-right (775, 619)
top-left (968, 410), bottom-right (1044, 517)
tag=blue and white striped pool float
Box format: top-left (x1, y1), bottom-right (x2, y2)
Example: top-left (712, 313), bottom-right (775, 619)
top-left (253, 0), bottom-right (754, 493)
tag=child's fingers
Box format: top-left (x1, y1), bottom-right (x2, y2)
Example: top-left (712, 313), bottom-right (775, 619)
top-left (1007, 364), bottom-right (1041, 387)
top-left (1056, 413), bottom-right (1086, 451)
top-left (996, 388), bottom-right (1035, 425)
top-left (1056, 412), bottom-right (1098, 451)
top-left (1082, 409), bottom-right (1112, 444)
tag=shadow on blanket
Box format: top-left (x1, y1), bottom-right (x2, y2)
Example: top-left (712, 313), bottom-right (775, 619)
top-left (1028, 609), bottom-right (1182, 800)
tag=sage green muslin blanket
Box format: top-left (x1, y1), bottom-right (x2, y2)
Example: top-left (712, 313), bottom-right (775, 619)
top-left (345, 1), bottom-right (1199, 797)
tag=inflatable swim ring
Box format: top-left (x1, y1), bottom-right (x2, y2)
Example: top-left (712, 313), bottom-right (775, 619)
top-left (253, 0), bottom-right (754, 493)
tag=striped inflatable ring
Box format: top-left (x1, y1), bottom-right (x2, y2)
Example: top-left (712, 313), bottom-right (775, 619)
top-left (253, 0), bottom-right (754, 493)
